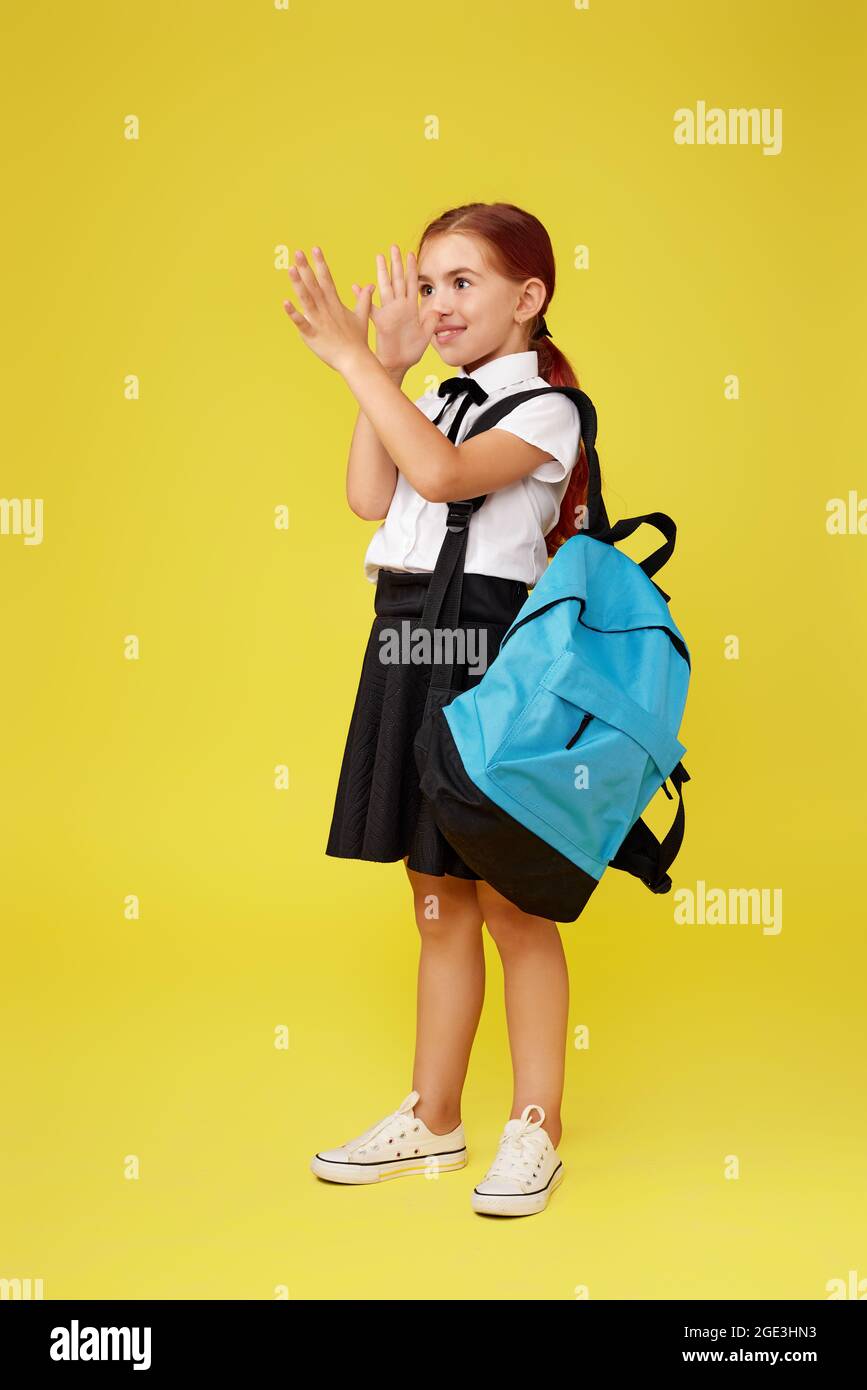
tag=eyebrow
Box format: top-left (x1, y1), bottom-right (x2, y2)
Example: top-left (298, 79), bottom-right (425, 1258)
top-left (416, 266), bottom-right (480, 283)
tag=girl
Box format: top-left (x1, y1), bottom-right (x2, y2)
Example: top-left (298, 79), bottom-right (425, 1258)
top-left (283, 202), bottom-right (590, 1218)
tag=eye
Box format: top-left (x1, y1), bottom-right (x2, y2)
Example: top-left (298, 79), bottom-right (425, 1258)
top-left (419, 277), bottom-right (472, 297)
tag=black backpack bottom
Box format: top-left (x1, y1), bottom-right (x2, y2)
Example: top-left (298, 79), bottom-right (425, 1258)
top-left (414, 706), bottom-right (599, 924)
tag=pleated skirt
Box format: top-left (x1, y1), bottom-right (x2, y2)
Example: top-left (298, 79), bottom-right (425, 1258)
top-left (325, 566), bottom-right (530, 879)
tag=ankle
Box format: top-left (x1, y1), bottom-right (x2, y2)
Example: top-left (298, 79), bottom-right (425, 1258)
top-left (414, 1102), bottom-right (462, 1135)
top-left (512, 1109), bottom-right (562, 1148)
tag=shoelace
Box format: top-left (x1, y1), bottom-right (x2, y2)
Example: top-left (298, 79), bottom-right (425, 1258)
top-left (344, 1091), bottom-right (420, 1157)
top-left (484, 1104), bottom-right (549, 1183)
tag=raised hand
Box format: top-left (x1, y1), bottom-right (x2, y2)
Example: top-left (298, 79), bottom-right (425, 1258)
top-left (354, 245), bottom-right (439, 375)
top-left (283, 247), bottom-right (375, 372)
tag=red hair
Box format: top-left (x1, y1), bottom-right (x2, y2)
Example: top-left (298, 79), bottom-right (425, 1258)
top-left (417, 201), bottom-right (591, 557)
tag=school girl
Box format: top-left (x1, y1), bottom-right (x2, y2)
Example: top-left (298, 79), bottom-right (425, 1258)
top-left (282, 202), bottom-right (588, 1218)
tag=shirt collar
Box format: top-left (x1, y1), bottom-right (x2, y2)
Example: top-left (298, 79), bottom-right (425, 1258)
top-left (456, 350), bottom-right (539, 394)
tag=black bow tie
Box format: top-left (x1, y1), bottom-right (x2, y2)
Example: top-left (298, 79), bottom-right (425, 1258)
top-left (437, 376), bottom-right (489, 405)
top-left (432, 375), bottom-right (490, 437)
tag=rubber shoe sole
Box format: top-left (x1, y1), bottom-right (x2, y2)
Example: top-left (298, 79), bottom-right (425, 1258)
top-left (311, 1146), bottom-right (468, 1184)
top-left (471, 1161), bottom-right (565, 1215)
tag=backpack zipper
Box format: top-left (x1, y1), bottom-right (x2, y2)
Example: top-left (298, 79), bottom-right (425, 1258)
top-left (565, 713), bottom-right (594, 748)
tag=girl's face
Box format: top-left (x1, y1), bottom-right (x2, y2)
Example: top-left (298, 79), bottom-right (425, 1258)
top-left (416, 232), bottom-right (546, 373)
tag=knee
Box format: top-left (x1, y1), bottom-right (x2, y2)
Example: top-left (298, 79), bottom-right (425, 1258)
top-left (411, 887), bottom-right (482, 941)
top-left (476, 884), bottom-right (548, 953)
top-left (483, 904), bottom-right (537, 953)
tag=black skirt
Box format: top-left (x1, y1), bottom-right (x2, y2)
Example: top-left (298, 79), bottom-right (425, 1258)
top-left (326, 566), bottom-right (530, 879)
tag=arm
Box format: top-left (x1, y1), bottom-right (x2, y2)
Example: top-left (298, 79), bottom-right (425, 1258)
top-left (345, 366), bottom-right (404, 520)
top-left (339, 347), bottom-right (558, 504)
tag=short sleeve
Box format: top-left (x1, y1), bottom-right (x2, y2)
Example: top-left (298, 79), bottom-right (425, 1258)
top-left (491, 391), bottom-right (582, 482)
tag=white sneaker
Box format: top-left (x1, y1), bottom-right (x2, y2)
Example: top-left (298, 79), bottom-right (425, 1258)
top-left (310, 1089), bottom-right (468, 1184)
top-left (471, 1103), bottom-right (564, 1216)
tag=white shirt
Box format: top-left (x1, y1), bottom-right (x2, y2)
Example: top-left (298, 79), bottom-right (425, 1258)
top-left (362, 350), bottom-right (582, 587)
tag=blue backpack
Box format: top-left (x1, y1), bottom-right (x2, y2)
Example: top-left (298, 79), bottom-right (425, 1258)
top-left (413, 385), bottom-right (692, 923)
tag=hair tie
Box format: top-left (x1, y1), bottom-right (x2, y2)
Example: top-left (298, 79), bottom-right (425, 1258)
top-left (535, 315), bottom-right (552, 340)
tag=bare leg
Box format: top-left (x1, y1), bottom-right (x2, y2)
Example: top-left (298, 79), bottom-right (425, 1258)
top-left (475, 880), bottom-right (568, 1148)
top-left (404, 857), bottom-right (485, 1136)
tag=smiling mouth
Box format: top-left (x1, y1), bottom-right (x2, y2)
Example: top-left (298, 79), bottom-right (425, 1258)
top-left (435, 327), bottom-right (466, 341)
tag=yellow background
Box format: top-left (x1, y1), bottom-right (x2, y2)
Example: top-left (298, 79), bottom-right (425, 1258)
top-left (1, 0), bottom-right (865, 1300)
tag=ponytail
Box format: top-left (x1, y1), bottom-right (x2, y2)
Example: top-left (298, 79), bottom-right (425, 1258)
top-left (532, 330), bottom-right (590, 558)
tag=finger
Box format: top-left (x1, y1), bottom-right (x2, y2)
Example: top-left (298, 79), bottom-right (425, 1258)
top-left (309, 245), bottom-right (343, 312)
top-left (287, 262), bottom-right (317, 318)
top-left (353, 283), bottom-right (375, 318)
top-left (390, 244), bottom-right (406, 298)
top-left (406, 248), bottom-right (419, 304)
top-left (375, 252), bottom-right (394, 304)
top-left (290, 249), bottom-right (325, 315)
top-left (283, 299), bottom-right (312, 334)
top-left (419, 303), bottom-right (440, 342)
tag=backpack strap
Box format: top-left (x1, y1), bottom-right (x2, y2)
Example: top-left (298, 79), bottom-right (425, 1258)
top-left (600, 512), bottom-right (677, 588)
top-left (418, 385), bottom-right (595, 718)
top-left (465, 386), bottom-right (678, 600)
top-left (420, 383), bottom-right (614, 721)
top-left (609, 760), bottom-right (691, 892)
top-left (417, 398), bottom-right (488, 720)
top-left (461, 385), bottom-right (611, 537)
top-left (417, 497), bottom-right (486, 722)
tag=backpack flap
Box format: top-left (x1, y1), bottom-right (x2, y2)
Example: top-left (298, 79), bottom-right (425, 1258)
top-left (482, 649), bottom-right (686, 875)
top-left (540, 653), bottom-right (686, 782)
